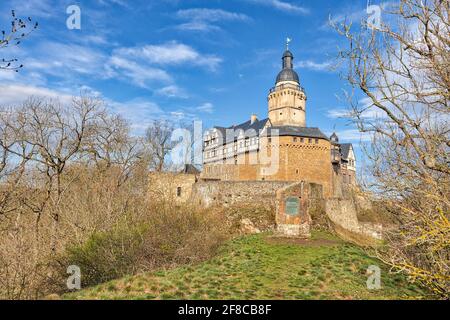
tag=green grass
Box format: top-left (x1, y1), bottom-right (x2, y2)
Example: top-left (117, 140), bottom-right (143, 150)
top-left (64, 231), bottom-right (429, 300)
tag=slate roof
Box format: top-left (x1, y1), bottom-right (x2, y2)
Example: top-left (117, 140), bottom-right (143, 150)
top-left (276, 68), bottom-right (300, 84)
top-left (213, 118), bottom-right (270, 143)
top-left (340, 143), bottom-right (352, 160)
top-left (264, 126), bottom-right (329, 140)
top-left (180, 164), bottom-right (201, 175)
top-left (211, 119), bottom-right (329, 143)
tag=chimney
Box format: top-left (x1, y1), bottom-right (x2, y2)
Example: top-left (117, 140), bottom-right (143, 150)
top-left (251, 114), bottom-right (258, 124)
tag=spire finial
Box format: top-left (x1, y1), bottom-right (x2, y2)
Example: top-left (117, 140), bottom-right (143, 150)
top-left (286, 37), bottom-right (292, 50)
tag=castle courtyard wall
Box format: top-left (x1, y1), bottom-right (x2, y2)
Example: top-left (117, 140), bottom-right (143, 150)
top-left (191, 181), bottom-right (292, 208)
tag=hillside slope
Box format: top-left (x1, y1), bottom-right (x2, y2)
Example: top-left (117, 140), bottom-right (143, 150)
top-left (65, 231), bottom-right (428, 300)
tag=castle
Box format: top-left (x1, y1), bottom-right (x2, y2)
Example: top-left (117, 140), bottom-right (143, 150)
top-left (200, 47), bottom-right (356, 198)
top-left (148, 47), bottom-right (382, 240)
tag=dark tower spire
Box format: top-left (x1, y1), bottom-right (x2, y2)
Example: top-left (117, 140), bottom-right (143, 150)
top-left (282, 50), bottom-right (294, 69)
top-left (276, 48), bottom-right (299, 84)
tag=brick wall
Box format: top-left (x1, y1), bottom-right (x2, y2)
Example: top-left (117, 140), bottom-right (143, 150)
top-left (201, 136), bottom-right (334, 197)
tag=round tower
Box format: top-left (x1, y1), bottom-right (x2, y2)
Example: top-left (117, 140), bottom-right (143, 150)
top-left (268, 46), bottom-right (307, 127)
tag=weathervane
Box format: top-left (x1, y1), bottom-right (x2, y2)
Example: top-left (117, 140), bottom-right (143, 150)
top-left (286, 37), bottom-right (292, 50)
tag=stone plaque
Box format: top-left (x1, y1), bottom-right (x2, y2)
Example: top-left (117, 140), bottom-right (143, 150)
top-left (285, 197), bottom-right (300, 216)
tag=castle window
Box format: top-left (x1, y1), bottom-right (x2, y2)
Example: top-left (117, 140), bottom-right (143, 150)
top-left (268, 138), bottom-right (272, 143)
top-left (177, 187), bottom-right (182, 197)
top-left (300, 138), bottom-right (304, 143)
top-left (308, 138), bottom-right (312, 144)
top-left (293, 137), bottom-right (297, 142)
top-left (296, 169), bottom-right (299, 174)
top-left (315, 138), bottom-right (319, 144)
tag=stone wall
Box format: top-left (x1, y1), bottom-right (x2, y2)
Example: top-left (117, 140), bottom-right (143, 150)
top-left (192, 181), bottom-right (292, 208)
top-left (148, 172), bottom-right (198, 204)
top-left (275, 182), bottom-right (323, 238)
top-left (325, 198), bottom-right (383, 244)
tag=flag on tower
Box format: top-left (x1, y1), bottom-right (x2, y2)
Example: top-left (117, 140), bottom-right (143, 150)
top-left (286, 37), bottom-right (292, 50)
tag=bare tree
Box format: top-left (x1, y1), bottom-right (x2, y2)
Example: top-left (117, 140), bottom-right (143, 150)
top-left (85, 112), bottom-right (147, 187)
top-left (333, 0), bottom-right (449, 297)
top-left (1, 97), bottom-right (103, 252)
top-left (145, 120), bottom-right (177, 172)
top-left (1, 10), bottom-right (38, 71)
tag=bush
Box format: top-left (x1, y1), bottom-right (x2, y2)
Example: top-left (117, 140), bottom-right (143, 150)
top-left (60, 204), bottom-right (230, 290)
top-left (64, 226), bottom-right (147, 288)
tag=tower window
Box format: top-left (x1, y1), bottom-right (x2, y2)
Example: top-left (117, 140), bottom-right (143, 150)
top-left (293, 137), bottom-right (297, 142)
top-left (177, 187), bottom-right (182, 197)
top-left (300, 138), bottom-right (304, 143)
top-left (308, 138), bottom-right (312, 144)
top-left (315, 138), bottom-right (319, 144)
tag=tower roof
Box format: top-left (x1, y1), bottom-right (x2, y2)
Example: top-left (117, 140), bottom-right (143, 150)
top-left (330, 132), bottom-right (339, 143)
top-left (276, 49), bottom-right (300, 84)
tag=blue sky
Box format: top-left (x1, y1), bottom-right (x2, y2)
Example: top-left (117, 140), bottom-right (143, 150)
top-left (0, 0), bottom-right (381, 164)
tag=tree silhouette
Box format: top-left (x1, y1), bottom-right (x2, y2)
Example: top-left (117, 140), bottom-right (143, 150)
top-left (0, 10), bottom-right (38, 72)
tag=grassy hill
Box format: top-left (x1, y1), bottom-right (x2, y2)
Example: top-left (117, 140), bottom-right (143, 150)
top-left (64, 231), bottom-right (429, 300)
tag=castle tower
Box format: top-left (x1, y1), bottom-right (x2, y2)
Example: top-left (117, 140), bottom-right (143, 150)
top-left (268, 46), bottom-right (307, 127)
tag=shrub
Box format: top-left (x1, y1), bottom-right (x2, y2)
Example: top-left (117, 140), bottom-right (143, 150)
top-left (63, 225), bottom-right (147, 288)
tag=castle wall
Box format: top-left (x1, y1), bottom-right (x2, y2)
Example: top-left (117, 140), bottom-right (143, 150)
top-left (148, 172), bottom-right (197, 204)
top-left (260, 136), bottom-right (333, 197)
top-left (201, 136), bottom-right (333, 197)
top-left (325, 198), bottom-right (383, 243)
top-left (191, 181), bottom-right (292, 208)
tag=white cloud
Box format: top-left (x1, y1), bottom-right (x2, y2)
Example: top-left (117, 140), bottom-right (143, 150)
top-left (297, 60), bottom-right (333, 72)
top-left (196, 102), bottom-right (214, 114)
top-left (176, 8), bottom-right (250, 23)
top-left (7, 0), bottom-right (54, 18)
top-left (0, 84), bottom-right (168, 136)
top-left (113, 42), bottom-right (222, 70)
top-left (245, 0), bottom-right (309, 15)
top-left (326, 108), bottom-right (351, 119)
top-left (106, 42), bottom-right (221, 89)
top-left (106, 56), bottom-right (172, 88)
top-left (327, 100), bottom-right (388, 120)
top-left (0, 84), bottom-right (73, 107)
top-left (22, 41), bottom-right (107, 77)
top-left (336, 129), bottom-right (372, 142)
top-left (175, 21), bottom-right (221, 32)
top-left (108, 98), bottom-right (164, 134)
top-left (174, 8), bottom-right (250, 33)
top-left (9, 37), bottom-right (220, 92)
top-left (155, 85), bottom-right (188, 98)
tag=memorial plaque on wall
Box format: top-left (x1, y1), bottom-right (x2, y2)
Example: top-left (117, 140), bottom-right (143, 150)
top-left (285, 197), bottom-right (300, 216)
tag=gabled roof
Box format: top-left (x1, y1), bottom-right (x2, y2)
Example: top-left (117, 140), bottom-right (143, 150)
top-left (340, 143), bottom-right (353, 160)
top-left (209, 120), bottom-right (329, 143)
top-left (180, 164), bottom-right (201, 175)
top-left (264, 126), bottom-right (329, 140)
top-left (226, 118), bottom-right (269, 132)
top-left (212, 118), bottom-right (270, 143)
